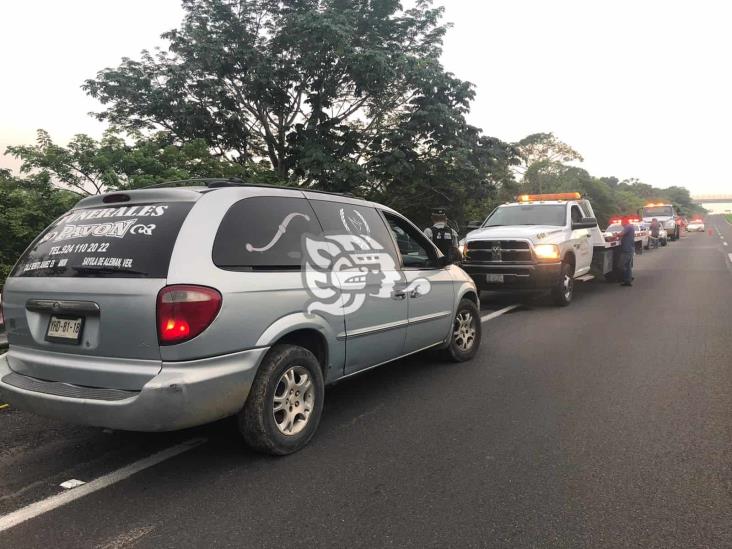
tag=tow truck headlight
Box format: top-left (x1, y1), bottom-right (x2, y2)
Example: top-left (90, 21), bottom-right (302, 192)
top-left (534, 244), bottom-right (560, 260)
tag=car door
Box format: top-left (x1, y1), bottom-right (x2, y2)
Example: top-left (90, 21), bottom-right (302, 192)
top-left (308, 199), bottom-right (408, 374)
top-left (570, 204), bottom-right (592, 275)
top-left (382, 211), bottom-right (455, 355)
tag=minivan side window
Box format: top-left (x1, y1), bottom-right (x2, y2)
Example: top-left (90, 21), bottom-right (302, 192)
top-left (213, 197), bottom-right (322, 271)
top-left (309, 200), bottom-right (399, 262)
top-left (383, 212), bottom-right (438, 269)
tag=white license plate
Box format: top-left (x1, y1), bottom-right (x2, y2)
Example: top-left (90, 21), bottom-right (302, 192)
top-left (486, 274), bottom-right (505, 283)
top-left (46, 316), bottom-right (83, 343)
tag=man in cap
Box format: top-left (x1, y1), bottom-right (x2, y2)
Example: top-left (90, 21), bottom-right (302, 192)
top-left (424, 207), bottom-right (459, 257)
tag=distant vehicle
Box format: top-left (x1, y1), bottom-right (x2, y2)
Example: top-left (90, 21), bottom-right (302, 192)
top-left (639, 203), bottom-right (679, 241)
top-left (686, 219), bottom-right (705, 232)
top-left (0, 180), bottom-right (481, 455)
top-left (604, 217), bottom-right (649, 252)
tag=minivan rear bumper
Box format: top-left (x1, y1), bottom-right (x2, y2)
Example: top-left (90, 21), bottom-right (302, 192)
top-left (0, 347), bottom-right (268, 432)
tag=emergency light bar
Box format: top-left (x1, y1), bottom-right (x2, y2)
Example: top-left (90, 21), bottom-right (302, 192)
top-left (517, 192), bottom-right (581, 202)
top-left (609, 216), bottom-right (640, 225)
top-left (644, 202), bottom-right (671, 207)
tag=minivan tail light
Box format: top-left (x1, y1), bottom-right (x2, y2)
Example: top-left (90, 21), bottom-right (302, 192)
top-left (156, 285), bottom-right (222, 345)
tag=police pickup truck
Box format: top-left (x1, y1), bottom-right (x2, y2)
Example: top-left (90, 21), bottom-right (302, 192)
top-left (459, 193), bottom-right (622, 306)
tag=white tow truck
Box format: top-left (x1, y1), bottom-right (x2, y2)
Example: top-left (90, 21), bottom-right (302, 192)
top-left (639, 203), bottom-right (679, 241)
top-left (460, 192), bottom-right (625, 306)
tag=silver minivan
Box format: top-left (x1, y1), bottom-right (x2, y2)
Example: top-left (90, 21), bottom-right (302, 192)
top-left (0, 180), bottom-right (481, 454)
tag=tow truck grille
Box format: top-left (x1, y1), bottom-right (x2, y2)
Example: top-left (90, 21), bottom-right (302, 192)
top-left (465, 240), bottom-right (533, 263)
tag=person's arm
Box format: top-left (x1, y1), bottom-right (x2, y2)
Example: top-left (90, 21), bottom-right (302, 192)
top-left (424, 227), bottom-right (433, 239)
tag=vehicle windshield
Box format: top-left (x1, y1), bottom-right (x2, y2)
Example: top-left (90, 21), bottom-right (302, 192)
top-left (641, 206), bottom-right (674, 217)
top-left (605, 224), bottom-right (623, 233)
top-left (483, 204), bottom-right (566, 227)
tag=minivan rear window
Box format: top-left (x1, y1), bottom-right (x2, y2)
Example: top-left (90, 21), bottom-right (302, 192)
top-left (213, 196), bottom-right (322, 270)
top-left (10, 202), bottom-right (193, 278)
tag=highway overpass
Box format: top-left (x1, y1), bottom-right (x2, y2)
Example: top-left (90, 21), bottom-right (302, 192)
top-left (692, 194), bottom-right (732, 214)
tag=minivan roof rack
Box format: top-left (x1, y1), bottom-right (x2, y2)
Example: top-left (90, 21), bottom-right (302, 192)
top-left (141, 177), bottom-right (360, 199)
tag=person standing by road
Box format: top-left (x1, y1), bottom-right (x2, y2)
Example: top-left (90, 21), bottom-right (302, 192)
top-left (649, 217), bottom-right (660, 248)
top-left (619, 217), bottom-right (636, 286)
top-left (424, 207), bottom-right (459, 257)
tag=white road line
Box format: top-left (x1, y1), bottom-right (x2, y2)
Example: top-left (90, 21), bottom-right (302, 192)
top-left (724, 242), bottom-right (729, 246)
top-left (0, 437), bottom-right (206, 533)
top-left (728, 253), bottom-right (732, 263)
top-left (481, 304), bottom-right (521, 322)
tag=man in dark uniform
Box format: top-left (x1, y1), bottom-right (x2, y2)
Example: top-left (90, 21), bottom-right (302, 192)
top-left (619, 217), bottom-right (635, 286)
top-left (424, 207), bottom-right (459, 257)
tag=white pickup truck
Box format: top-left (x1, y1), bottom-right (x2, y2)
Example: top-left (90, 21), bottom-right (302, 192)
top-left (639, 203), bottom-right (679, 241)
top-left (460, 193), bottom-right (623, 306)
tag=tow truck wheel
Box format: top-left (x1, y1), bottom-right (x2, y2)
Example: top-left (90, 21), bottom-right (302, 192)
top-left (551, 262), bottom-right (574, 306)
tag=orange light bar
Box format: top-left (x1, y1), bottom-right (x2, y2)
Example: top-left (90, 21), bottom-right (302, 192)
top-left (644, 202), bottom-right (671, 207)
top-left (609, 215), bottom-right (640, 225)
top-left (517, 192), bottom-right (581, 202)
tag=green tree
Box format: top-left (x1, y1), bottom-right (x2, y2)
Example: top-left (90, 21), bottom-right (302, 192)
top-left (0, 170), bottom-right (77, 282)
top-left (83, 0), bottom-right (516, 222)
top-left (6, 129), bottom-right (278, 195)
top-left (513, 132), bottom-right (583, 180)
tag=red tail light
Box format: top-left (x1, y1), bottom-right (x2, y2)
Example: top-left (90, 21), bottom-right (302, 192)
top-left (156, 285), bottom-right (222, 345)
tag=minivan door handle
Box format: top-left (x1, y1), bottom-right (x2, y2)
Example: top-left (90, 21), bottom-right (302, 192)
top-left (26, 299), bottom-right (100, 314)
top-left (391, 290), bottom-right (407, 300)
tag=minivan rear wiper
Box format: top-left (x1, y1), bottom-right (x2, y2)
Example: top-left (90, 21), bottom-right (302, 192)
top-left (70, 266), bottom-right (148, 277)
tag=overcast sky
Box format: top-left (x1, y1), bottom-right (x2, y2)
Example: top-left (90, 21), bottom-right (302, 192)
top-left (1, 0), bottom-right (729, 195)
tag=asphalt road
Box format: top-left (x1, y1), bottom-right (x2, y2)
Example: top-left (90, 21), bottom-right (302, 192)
top-left (1, 217), bottom-right (730, 548)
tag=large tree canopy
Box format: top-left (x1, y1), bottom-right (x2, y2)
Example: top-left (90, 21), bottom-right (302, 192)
top-left (83, 0), bottom-right (517, 223)
top-left (6, 129), bottom-right (275, 195)
top-left (0, 169), bottom-right (77, 282)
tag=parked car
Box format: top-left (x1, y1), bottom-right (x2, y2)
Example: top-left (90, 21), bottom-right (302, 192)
top-left (0, 180), bottom-right (481, 455)
top-left (686, 218), bottom-right (705, 232)
top-left (603, 218), bottom-right (648, 251)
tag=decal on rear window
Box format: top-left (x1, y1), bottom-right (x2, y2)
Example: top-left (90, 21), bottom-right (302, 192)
top-left (11, 202), bottom-right (193, 278)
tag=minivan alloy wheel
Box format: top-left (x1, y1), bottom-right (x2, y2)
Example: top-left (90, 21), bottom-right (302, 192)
top-left (273, 365), bottom-right (314, 436)
top-left (453, 311), bottom-right (476, 352)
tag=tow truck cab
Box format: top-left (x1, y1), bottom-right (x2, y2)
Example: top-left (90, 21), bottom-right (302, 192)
top-left (460, 193), bottom-right (621, 305)
top-left (639, 203), bottom-right (679, 241)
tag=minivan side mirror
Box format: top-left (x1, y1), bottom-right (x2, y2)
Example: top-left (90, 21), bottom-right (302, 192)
top-left (437, 246), bottom-right (460, 267)
top-left (571, 217), bottom-right (598, 230)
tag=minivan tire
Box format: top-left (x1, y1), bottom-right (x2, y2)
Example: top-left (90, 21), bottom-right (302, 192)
top-left (443, 298), bottom-right (482, 362)
top-left (239, 344), bottom-right (324, 456)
